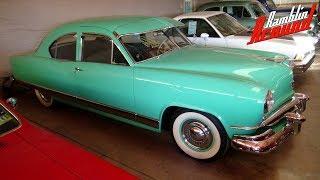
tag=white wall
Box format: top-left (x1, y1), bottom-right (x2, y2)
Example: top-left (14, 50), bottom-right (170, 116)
top-left (0, 0), bottom-right (183, 77)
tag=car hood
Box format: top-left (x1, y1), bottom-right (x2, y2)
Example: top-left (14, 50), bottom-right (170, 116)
top-left (226, 35), bottom-right (297, 58)
top-left (228, 33), bottom-right (315, 58)
top-left (136, 46), bottom-right (293, 101)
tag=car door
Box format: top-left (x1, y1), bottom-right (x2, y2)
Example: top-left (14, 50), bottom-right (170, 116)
top-left (74, 31), bottom-right (135, 112)
top-left (180, 18), bottom-right (227, 47)
top-left (36, 33), bottom-right (79, 96)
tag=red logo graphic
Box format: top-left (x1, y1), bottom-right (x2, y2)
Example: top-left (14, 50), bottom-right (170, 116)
top-left (248, 3), bottom-right (317, 45)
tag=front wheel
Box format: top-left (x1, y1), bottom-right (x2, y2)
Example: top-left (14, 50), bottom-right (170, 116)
top-left (35, 89), bottom-right (53, 107)
top-left (172, 110), bottom-right (229, 160)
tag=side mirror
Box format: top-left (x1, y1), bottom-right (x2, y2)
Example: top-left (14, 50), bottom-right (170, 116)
top-left (200, 33), bottom-right (209, 46)
top-left (6, 98), bottom-right (17, 108)
top-left (200, 33), bottom-right (209, 39)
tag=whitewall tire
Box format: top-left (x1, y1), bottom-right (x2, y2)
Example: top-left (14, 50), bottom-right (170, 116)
top-left (35, 89), bottom-right (53, 107)
top-left (172, 110), bottom-right (229, 160)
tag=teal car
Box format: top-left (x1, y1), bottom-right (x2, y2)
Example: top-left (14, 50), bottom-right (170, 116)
top-left (10, 16), bottom-right (309, 160)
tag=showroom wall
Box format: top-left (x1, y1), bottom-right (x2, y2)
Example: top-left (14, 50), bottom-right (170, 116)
top-left (0, 0), bottom-right (182, 76)
top-left (0, 0), bottom-right (317, 77)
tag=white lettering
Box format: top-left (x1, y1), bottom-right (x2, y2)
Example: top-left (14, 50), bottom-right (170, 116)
top-left (265, 5), bottom-right (310, 28)
top-left (266, 11), bottom-right (276, 28)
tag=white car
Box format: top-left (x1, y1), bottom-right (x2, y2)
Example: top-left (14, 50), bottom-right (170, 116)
top-left (174, 11), bottom-right (316, 73)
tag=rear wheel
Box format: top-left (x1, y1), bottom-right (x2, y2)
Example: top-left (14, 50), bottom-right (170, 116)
top-left (35, 89), bottom-right (53, 107)
top-left (172, 110), bottom-right (229, 160)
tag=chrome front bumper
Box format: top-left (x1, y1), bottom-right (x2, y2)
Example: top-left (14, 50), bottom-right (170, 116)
top-left (293, 56), bottom-right (315, 73)
top-left (231, 93), bottom-right (309, 154)
top-left (293, 53), bottom-right (315, 73)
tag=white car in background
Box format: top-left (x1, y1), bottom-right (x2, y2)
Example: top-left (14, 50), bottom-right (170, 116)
top-left (174, 11), bottom-right (316, 73)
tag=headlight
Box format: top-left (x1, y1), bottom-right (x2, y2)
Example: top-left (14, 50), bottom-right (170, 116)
top-left (265, 55), bottom-right (293, 68)
top-left (294, 54), bottom-right (305, 61)
top-left (264, 90), bottom-right (274, 114)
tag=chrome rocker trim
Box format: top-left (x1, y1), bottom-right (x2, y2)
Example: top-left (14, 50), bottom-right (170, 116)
top-left (231, 93), bottom-right (309, 154)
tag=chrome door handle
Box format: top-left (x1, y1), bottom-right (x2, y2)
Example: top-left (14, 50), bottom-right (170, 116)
top-left (74, 67), bottom-right (83, 72)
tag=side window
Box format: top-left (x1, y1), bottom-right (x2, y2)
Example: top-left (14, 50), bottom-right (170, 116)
top-left (81, 33), bottom-right (128, 65)
top-left (180, 19), bottom-right (219, 38)
top-left (223, 6), bottom-right (250, 18)
top-left (205, 7), bottom-right (220, 11)
top-left (49, 33), bottom-right (76, 61)
top-left (81, 33), bottom-right (112, 64)
top-left (112, 45), bottom-right (128, 65)
top-left (243, 8), bottom-right (251, 17)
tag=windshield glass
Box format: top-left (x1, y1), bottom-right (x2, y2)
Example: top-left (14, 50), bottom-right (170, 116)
top-left (251, 3), bottom-right (268, 17)
top-left (266, 0), bottom-right (277, 9)
top-left (208, 14), bottom-right (248, 36)
top-left (0, 104), bottom-right (20, 136)
top-left (120, 27), bottom-right (190, 62)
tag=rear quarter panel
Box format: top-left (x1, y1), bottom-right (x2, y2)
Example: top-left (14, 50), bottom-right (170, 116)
top-left (11, 55), bottom-right (78, 96)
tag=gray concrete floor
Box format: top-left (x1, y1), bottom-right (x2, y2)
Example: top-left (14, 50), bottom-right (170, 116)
top-left (1, 49), bottom-right (320, 180)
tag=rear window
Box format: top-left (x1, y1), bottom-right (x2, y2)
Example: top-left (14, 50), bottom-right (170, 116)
top-left (223, 6), bottom-right (251, 18)
top-left (49, 33), bottom-right (77, 61)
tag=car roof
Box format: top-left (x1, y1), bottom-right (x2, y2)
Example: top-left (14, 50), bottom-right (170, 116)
top-left (198, 0), bottom-right (256, 10)
top-left (175, 11), bottom-right (225, 19)
top-left (53, 16), bottom-right (183, 35)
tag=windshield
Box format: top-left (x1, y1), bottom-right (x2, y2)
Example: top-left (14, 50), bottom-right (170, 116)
top-left (0, 104), bottom-right (20, 136)
top-left (251, 3), bottom-right (268, 17)
top-left (120, 27), bottom-right (190, 62)
top-left (208, 14), bottom-right (248, 36)
top-left (266, 0), bottom-right (277, 9)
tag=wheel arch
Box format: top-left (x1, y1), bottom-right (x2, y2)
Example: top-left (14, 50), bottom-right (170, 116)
top-left (160, 104), bottom-right (226, 133)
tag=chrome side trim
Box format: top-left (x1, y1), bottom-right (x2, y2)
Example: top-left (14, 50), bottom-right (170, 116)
top-left (230, 93), bottom-right (309, 130)
top-left (15, 80), bottom-right (160, 129)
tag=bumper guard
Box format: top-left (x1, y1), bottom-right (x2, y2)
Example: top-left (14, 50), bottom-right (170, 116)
top-left (231, 93), bottom-right (309, 154)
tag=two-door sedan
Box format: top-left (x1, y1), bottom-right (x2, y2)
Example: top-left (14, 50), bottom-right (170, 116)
top-left (10, 16), bottom-right (309, 160)
top-left (0, 98), bottom-right (136, 179)
top-left (174, 11), bottom-right (316, 73)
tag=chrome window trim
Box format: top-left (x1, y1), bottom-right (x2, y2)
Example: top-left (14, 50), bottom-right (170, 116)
top-left (49, 32), bottom-right (77, 61)
top-left (179, 17), bottom-right (223, 38)
top-left (117, 27), bottom-right (192, 64)
top-left (80, 33), bottom-right (130, 66)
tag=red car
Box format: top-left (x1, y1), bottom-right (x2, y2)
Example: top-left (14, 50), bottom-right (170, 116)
top-left (0, 98), bottom-right (136, 180)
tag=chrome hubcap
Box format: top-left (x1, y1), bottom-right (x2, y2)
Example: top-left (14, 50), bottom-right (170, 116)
top-left (182, 120), bottom-right (213, 150)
